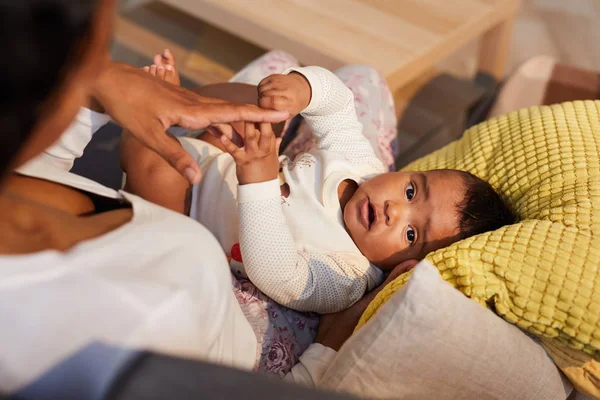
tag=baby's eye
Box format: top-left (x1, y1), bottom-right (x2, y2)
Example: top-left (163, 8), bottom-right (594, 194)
top-left (405, 183), bottom-right (415, 201)
top-left (406, 226), bottom-right (415, 243)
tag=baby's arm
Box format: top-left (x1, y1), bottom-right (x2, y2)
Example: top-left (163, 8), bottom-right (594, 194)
top-left (220, 122), bottom-right (370, 313)
top-left (258, 67), bottom-right (386, 173)
top-left (238, 185), bottom-right (370, 313)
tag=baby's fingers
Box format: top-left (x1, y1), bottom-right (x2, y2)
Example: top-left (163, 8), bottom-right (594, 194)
top-left (207, 123), bottom-right (244, 148)
top-left (258, 95), bottom-right (290, 111)
top-left (258, 123), bottom-right (275, 152)
top-left (244, 122), bottom-right (260, 152)
top-left (258, 74), bottom-right (284, 92)
top-left (207, 123), bottom-right (233, 139)
top-left (220, 135), bottom-right (244, 159)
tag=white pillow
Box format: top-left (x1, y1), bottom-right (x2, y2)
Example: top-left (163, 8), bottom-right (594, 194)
top-left (319, 261), bottom-right (573, 399)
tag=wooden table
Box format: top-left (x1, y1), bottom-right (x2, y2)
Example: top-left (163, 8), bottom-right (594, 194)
top-left (152, 0), bottom-right (520, 92)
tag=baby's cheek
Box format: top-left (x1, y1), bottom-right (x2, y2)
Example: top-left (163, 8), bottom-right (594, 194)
top-left (374, 237), bottom-right (408, 266)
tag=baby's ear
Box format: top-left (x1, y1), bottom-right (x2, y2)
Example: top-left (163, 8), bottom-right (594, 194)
top-left (383, 259), bottom-right (419, 285)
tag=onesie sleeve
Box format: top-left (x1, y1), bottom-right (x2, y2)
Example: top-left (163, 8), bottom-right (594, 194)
top-left (283, 66), bottom-right (386, 174)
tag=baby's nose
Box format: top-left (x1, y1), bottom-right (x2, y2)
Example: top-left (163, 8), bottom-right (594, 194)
top-left (385, 200), bottom-right (404, 224)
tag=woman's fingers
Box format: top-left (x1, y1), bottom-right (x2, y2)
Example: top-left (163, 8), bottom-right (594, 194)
top-left (137, 127), bottom-right (202, 184)
top-left (181, 102), bottom-right (289, 130)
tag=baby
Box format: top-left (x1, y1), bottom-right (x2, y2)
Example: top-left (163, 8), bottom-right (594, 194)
top-left (121, 51), bottom-right (515, 313)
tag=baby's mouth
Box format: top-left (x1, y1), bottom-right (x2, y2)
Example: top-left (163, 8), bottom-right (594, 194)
top-left (368, 203), bottom-right (375, 227)
top-left (360, 198), bottom-right (376, 230)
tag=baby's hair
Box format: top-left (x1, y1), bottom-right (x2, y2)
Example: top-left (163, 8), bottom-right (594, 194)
top-left (456, 171), bottom-right (516, 240)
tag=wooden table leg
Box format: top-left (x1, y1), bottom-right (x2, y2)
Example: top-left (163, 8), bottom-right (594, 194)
top-left (477, 15), bottom-right (516, 81)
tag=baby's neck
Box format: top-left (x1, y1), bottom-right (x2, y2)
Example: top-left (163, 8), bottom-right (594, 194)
top-left (338, 179), bottom-right (358, 214)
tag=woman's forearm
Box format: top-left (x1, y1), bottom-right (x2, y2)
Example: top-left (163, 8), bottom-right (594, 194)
top-left (77, 59), bottom-right (119, 113)
top-left (315, 288), bottom-right (380, 351)
top-left (90, 62), bottom-right (137, 112)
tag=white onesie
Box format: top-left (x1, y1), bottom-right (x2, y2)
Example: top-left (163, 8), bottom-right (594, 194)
top-left (179, 66), bottom-right (386, 313)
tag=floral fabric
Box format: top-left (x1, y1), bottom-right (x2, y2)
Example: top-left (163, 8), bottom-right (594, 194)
top-left (231, 276), bottom-right (318, 377)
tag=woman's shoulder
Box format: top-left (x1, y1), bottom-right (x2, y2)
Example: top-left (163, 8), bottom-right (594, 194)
top-left (0, 193), bottom-right (233, 393)
top-left (75, 192), bottom-right (231, 298)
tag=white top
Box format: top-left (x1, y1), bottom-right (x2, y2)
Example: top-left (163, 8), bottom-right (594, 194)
top-left (189, 66), bottom-right (386, 313)
top-left (0, 109), bottom-right (259, 393)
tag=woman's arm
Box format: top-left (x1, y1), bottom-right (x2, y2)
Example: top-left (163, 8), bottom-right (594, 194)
top-left (284, 261), bottom-right (416, 386)
top-left (283, 281), bottom-right (377, 386)
top-left (34, 107), bottom-right (111, 171)
top-left (92, 63), bottom-right (288, 184)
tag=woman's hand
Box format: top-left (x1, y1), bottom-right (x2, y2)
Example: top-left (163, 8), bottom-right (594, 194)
top-left (92, 63), bottom-right (289, 184)
top-left (219, 122), bottom-right (280, 185)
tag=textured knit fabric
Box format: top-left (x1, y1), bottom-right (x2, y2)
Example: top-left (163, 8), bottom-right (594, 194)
top-left (354, 101), bottom-right (600, 396)
top-left (228, 52), bottom-right (320, 377)
top-left (285, 65), bottom-right (399, 170)
top-left (229, 50), bottom-right (399, 169)
top-left (6, 107), bottom-right (333, 391)
top-left (198, 51), bottom-right (393, 376)
top-left (238, 66), bottom-right (386, 313)
top-left (186, 66), bottom-right (385, 313)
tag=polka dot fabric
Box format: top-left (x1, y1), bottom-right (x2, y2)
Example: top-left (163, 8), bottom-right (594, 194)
top-left (239, 197), bottom-right (370, 313)
top-left (357, 101), bottom-right (600, 359)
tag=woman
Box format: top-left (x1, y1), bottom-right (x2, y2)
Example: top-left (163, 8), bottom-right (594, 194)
top-left (0, 0), bottom-right (402, 395)
top-left (0, 0), bottom-right (293, 394)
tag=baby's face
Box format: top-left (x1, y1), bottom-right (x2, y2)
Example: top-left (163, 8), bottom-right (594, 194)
top-left (343, 170), bottom-right (465, 270)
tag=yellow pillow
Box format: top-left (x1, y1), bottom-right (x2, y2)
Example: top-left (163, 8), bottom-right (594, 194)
top-left (356, 101), bottom-right (600, 393)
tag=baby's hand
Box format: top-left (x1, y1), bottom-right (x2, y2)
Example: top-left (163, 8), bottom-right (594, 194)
top-left (258, 73), bottom-right (311, 116)
top-left (220, 122), bottom-right (280, 185)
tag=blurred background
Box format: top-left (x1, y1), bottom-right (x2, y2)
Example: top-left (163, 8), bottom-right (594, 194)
top-left (114, 0), bottom-right (600, 83)
top-left (82, 0), bottom-right (600, 187)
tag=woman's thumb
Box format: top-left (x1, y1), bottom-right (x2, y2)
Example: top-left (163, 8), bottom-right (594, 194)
top-left (138, 128), bottom-right (201, 184)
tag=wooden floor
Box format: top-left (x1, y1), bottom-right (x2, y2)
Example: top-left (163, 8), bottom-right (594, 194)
top-left (439, 0), bottom-right (600, 79)
top-left (115, 0), bottom-right (600, 84)
top-left (113, 0), bottom-right (600, 164)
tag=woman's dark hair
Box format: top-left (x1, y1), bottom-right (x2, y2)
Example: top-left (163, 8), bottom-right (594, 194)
top-left (0, 0), bottom-right (99, 177)
top-left (456, 171), bottom-right (517, 240)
